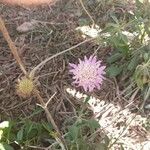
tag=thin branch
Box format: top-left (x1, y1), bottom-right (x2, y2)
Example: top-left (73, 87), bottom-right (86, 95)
top-left (0, 16), bottom-right (27, 75)
top-left (140, 86), bottom-right (150, 109)
top-left (79, 0), bottom-right (95, 26)
top-left (46, 92), bottom-right (57, 107)
top-left (27, 145), bottom-right (45, 150)
top-left (30, 38), bottom-right (94, 77)
top-left (33, 89), bottom-right (67, 150)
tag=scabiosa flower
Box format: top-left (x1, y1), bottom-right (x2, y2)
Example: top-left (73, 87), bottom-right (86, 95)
top-left (69, 55), bottom-right (106, 92)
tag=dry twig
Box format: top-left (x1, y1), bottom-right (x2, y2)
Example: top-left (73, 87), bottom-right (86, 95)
top-left (30, 37), bottom-right (94, 77)
top-left (79, 0), bottom-right (95, 27)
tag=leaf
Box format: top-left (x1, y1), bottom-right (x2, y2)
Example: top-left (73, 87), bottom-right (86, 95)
top-left (120, 33), bottom-right (128, 44)
top-left (143, 53), bottom-right (149, 62)
top-left (107, 53), bottom-right (123, 63)
top-left (110, 14), bottom-right (119, 24)
top-left (86, 119), bottom-right (100, 132)
top-left (101, 24), bottom-right (118, 34)
top-left (78, 18), bottom-right (91, 26)
top-left (127, 57), bottom-right (140, 71)
top-left (68, 125), bottom-right (79, 141)
top-left (84, 96), bottom-right (90, 104)
top-left (120, 144), bottom-right (125, 150)
top-left (24, 122), bottom-right (43, 140)
top-left (17, 127), bottom-right (24, 142)
top-left (3, 121), bottom-right (15, 142)
top-left (27, 129), bottom-right (39, 139)
top-left (143, 86), bottom-right (150, 101)
top-left (0, 143), bottom-right (14, 150)
top-left (26, 123), bottom-right (34, 136)
top-left (106, 65), bottom-right (122, 77)
top-left (104, 135), bottom-right (110, 147)
top-left (76, 138), bottom-right (89, 150)
top-left (42, 122), bottom-right (53, 133)
top-left (109, 35), bottom-right (123, 46)
top-left (26, 107), bottom-right (44, 119)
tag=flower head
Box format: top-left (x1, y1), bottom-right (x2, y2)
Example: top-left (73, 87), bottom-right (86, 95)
top-left (69, 55), bottom-right (106, 92)
top-left (16, 77), bottom-right (34, 98)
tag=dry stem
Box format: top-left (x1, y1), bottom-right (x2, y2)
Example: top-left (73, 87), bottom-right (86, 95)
top-left (79, 0), bottom-right (95, 27)
top-left (30, 37), bottom-right (94, 77)
top-left (0, 16), bottom-right (27, 75)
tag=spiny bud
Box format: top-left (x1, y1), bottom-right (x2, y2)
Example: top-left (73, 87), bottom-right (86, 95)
top-left (16, 77), bottom-right (34, 98)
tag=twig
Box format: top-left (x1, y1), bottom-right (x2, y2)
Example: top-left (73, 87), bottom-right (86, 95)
top-left (27, 145), bottom-right (45, 150)
top-left (140, 86), bottom-right (150, 109)
top-left (33, 89), bottom-right (67, 150)
top-left (79, 0), bottom-right (95, 27)
top-left (30, 38), bottom-right (94, 77)
top-left (0, 16), bottom-right (27, 75)
top-left (45, 92), bottom-right (57, 107)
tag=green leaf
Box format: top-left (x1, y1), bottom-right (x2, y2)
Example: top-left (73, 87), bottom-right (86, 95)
top-left (106, 65), bottom-right (122, 77)
top-left (17, 127), bottom-right (24, 142)
top-left (110, 14), bottom-right (119, 24)
top-left (78, 18), bottom-right (90, 26)
top-left (24, 122), bottom-right (42, 140)
top-left (68, 125), bottom-right (79, 141)
top-left (127, 57), bottom-right (140, 71)
top-left (143, 53), bottom-right (149, 62)
top-left (76, 138), bottom-right (89, 150)
top-left (26, 123), bottom-right (34, 136)
top-left (27, 128), bottom-right (39, 139)
top-left (0, 143), bottom-right (14, 150)
top-left (84, 96), bottom-right (90, 104)
top-left (3, 121), bottom-right (15, 143)
top-left (42, 122), bottom-right (53, 133)
top-left (86, 119), bottom-right (100, 132)
top-left (104, 135), bottom-right (110, 147)
top-left (101, 24), bottom-right (118, 34)
top-left (27, 107), bottom-right (44, 119)
top-left (120, 33), bottom-right (128, 44)
top-left (107, 53), bottom-right (123, 63)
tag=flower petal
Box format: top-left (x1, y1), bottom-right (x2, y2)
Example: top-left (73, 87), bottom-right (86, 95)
top-left (69, 63), bottom-right (77, 68)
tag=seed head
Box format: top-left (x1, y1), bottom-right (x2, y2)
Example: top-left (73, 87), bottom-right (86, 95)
top-left (16, 77), bottom-right (34, 98)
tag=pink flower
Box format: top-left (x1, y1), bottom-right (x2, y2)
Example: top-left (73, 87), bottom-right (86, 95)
top-left (69, 55), bottom-right (106, 92)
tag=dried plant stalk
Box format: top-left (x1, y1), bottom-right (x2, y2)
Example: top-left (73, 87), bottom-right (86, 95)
top-left (0, 16), bottom-right (27, 75)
